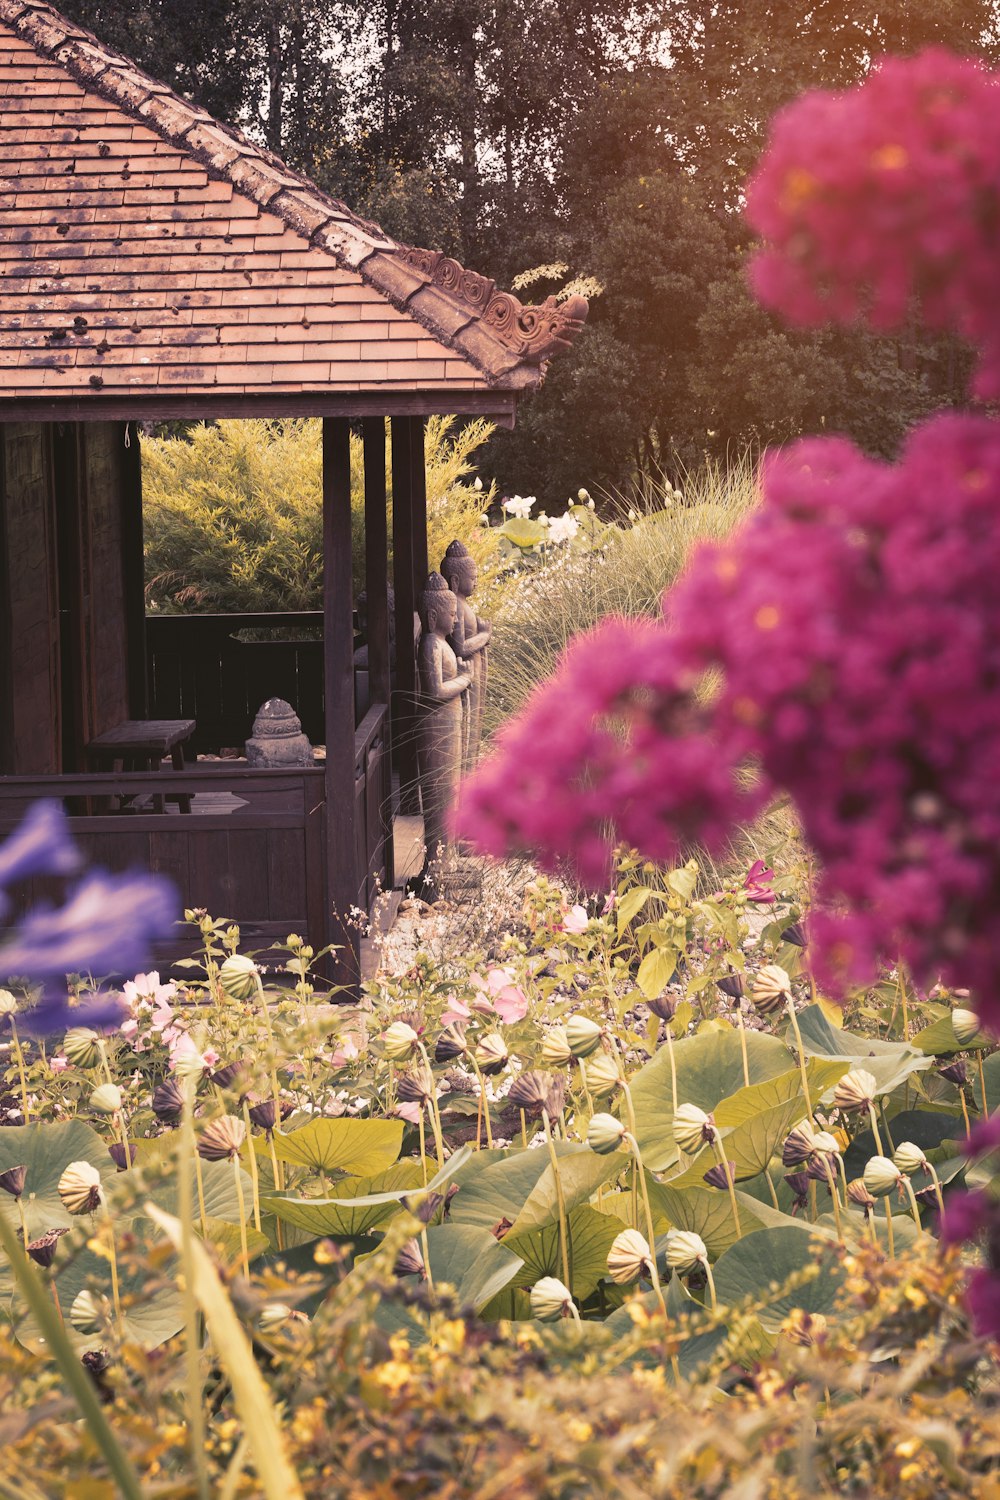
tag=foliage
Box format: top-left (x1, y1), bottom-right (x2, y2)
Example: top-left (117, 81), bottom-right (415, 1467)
top-left (142, 416), bottom-right (497, 611)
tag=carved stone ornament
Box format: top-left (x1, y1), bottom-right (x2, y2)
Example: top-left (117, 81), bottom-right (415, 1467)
top-left (245, 698), bottom-right (314, 767)
top-left (395, 245), bottom-right (589, 364)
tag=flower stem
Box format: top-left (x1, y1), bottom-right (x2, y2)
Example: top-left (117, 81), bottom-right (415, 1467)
top-left (542, 1110), bottom-right (571, 1291)
top-left (9, 1018), bottom-right (30, 1122)
top-left (232, 1154), bottom-right (249, 1276)
top-left (785, 999), bottom-right (814, 1126)
top-left (266, 1134), bottom-right (284, 1251)
top-left (241, 1101), bottom-right (262, 1233)
top-left (469, 1054), bottom-right (494, 1149)
top-left (867, 1104), bottom-right (885, 1157)
top-left (883, 1197), bottom-right (895, 1257)
top-left (924, 1161), bottom-right (945, 1217)
top-left (820, 1157), bottom-right (844, 1241)
top-left (701, 1257), bottom-right (718, 1312)
top-left (626, 1132), bottom-right (669, 1325)
top-left (193, 1149), bottom-right (209, 1239)
top-left (977, 1052), bottom-right (989, 1117)
top-left (901, 1177), bottom-right (923, 1234)
top-left (959, 1087), bottom-right (972, 1139)
top-left (735, 1011), bottom-right (750, 1090)
top-left (180, 1080), bottom-right (211, 1500)
top-left (417, 1112), bottom-right (428, 1188)
top-left (710, 1136), bottom-right (742, 1239)
top-left (103, 1205), bottom-right (124, 1339)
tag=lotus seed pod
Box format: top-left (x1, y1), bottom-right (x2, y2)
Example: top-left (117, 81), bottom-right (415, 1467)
top-left (565, 1014), bottom-right (604, 1058)
top-left (70, 1288), bottom-right (105, 1334)
top-left (607, 1228), bottom-right (652, 1285)
top-left (90, 1083), bottom-right (123, 1115)
top-left (780, 922), bottom-right (807, 948)
top-left (197, 1115), bottom-right (246, 1161)
top-left (57, 1160), bottom-right (103, 1214)
top-left (952, 1008), bottom-right (982, 1046)
top-left (587, 1112), bottom-right (627, 1155)
top-left (647, 993), bottom-right (678, 1021)
top-left (847, 1178), bottom-right (877, 1211)
top-left (939, 1059), bottom-right (969, 1087)
top-left (393, 1239), bottom-right (426, 1278)
top-left (893, 1141), bottom-right (926, 1176)
top-left (247, 1098), bottom-right (277, 1132)
top-left (475, 1031), bottom-right (509, 1076)
top-left (583, 1052), bottom-right (621, 1098)
top-left (863, 1155), bottom-right (901, 1198)
top-left (703, 1159), bottom-right (738, 1190)
top-left (152, 1078), bottom-right (186, 1123)
top-left (811, 1130), bottom-right (841, 1155)
top-left (218, 953), bottom-right (259, 1002)
top-left (664, 1229), bottom-right (708, 1273)
top-left (27, 1227), bottom-right (68, 1267)
top-left (108, 1142), bottom-right (137, 1171)
top-left (751, 964), bottom-right (792, 1016)
top-left (63, 1027), bottom-right (102, 1069)
top-left (508, 1069), bottom-right (566, 1120)
top-left (209, 1061), bottom-right (246, 1091)
top-left (0, 1165), bottom-right (26, 1198)
top-left (716, 973), bottom-right (745, 1001)
top-left (396, 1064), bottom-right (436, 1104)
top-left (382, 1020), bottom-right (419, 1062)
top-left (781, 1121), bottom-right (818, 1167)
top-left (540, 1025), bottom-right (574, 1067)
top-left (672, 1102), bottom-right (713, 1155)
top-left (435, 1024), bottom-right (468, 1062)
top-left (832, 1068), bottom-right (878, 1114)
top-left (529, 1275), bottom-right (575, 1322)
top-left (0, 989), bottom-right (17, 1017)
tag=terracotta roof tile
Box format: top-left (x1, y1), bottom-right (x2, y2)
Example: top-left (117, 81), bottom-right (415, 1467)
top-left (0, 0), bottom-right (588, 408)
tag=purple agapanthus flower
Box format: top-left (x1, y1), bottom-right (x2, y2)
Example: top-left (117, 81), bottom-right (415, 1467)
top-left (0, 802), bottom-right (178, 1036)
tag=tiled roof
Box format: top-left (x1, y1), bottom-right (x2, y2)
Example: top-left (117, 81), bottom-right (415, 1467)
top-left (0, 0), bottom-right (588, 411)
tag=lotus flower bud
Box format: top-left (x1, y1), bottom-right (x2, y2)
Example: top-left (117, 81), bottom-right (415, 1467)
top-left (811, 1130), bottom-right (841, 1155)
top-left (507, 1069), bottom-right (565, 1120)
top-left (716, 974), bottom-right (745, 1001)
top-left (90, 1083), bottom-right (123, 1115)
top-left (197, 1115), bottom-right (246, 1161)
top-left (0, 989), bottom-right (17, 1016)
top-left (70, 1288), bottom-right (105, 1334)
top-left (565, 1014), bottom-right (604, 1058)
top-left (672, 1102), bottom-right (714, 1154)
top-left (780, 922), bottom-right (807, 948)
top-left (108, 1142), bottom-right (137, 1171)
top-left (402, 1190), bottom-right (444, 1224)
top-left (209, 1061), bottom-right (246, 1091)
top-left (781, 1122), bottom-right (818, 1167)
top-left (607, 1228), bottom-right (652, 1285)
top-left (382, 1020), bottom-right (419, 1062)
top-left (529, 1275), bottom-right (576, 1322)
top-left (784, 1172), bottom-right (810, 1207)
top-left (863, 1155), bottom-right (901, 1198)
top-left (396, 1064), bottom-right (436, 1104)
top-left (832, 1068), bottom-right (878, 1114)
top-left (247, 1098), bottom-right (277, 1132)
top-left (587, 1112), bottom-right (626, 1155)
top-left (475, 1031), bottom-right (509, 1076)
top-left (0, 1165), bottom-right (26, 1197)
top-left (64, 1027), bottom-right (102, 1069)
top-left (952, 1008), bottom-right (982, 1046)
top-left (58, 1160), bottom-right (103, 1214)
top-left (751, 964), bottom-right (792, 1015)
top-left (648, 993), bottom-right (678, 1021)
top-left (703, 1159), bottom-right (738, 1190)
top-left (939, 1059), bottom-right (968, 1087)
top-left (218, 953), bottom-right (259, 1002)
top-left (435, 1024), bottom-right (467, 1062)
top-left (540, 1025), bottom-right (573, 1066)
top-left (664, 1229), bottom-right (707, 1273)
top-left (847, 1178), bottom-right (877, 1212)
top-left (27, 1227), bottom-right (68, 1267)
top-left (583, 1052), bottom-right (621, 1098)
top-left (393, 1239), bottom-right (426, 1279)
top-left (893, 1141), bottom-right (926, 1177)
top-left (152, 1078), bottom-right (186, 1123)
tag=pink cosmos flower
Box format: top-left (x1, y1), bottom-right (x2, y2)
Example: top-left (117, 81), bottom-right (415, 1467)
top-left (331, 1034), bottom-right (360, 1068)
top-left (471, 966), bottom-right (529, 1023)
top-left (743, 860), bottom-right (776, 904)
top-left (394, 1101), bottom-right (422, 1124)
top-left (492, 985), bottom-right (529, 1024)
top-left (167, 1034), bottom-right (218, 1075)
top-left (562, 904), bottom-right (590, 934)
top-left (440, 994), bottom-right (472, 1027)
top-left (49, 1055), bottom-right (68, 1073)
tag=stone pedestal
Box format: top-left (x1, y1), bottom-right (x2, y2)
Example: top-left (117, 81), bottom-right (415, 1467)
top-left (245, 699), bottom-right (314, 767)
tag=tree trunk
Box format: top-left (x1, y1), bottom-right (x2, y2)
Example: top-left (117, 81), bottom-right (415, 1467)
top-left (267, 7), bottom-right (283, 153)
top-left (458, 12), bottom-right (478, 260)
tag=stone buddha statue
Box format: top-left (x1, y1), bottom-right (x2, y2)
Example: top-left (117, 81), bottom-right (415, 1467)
top-left (441, 539), bottom-right (491, 770)
top-left (416, 573), bottom-right (471, 878)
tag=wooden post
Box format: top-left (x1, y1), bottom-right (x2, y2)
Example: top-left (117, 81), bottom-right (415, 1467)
top-left (409, 416), bottom-right (429, 595)
top-left (391, 416), bottom-right (421, 816)
top-left (322, 418), bottom-right (360, 992)
top-left (363, 417), bottom-right (393, 891)
top-left (120, 421), bottom-right (148, 718)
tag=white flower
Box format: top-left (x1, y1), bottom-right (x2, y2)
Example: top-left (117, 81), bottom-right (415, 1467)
top-left (503, 494), bottom-right (536, 519)
top-left (547, 513), bottom-right (580, 545)
top-left (577, 488), bottom-right (591, 502)
top-left (627, 508), bottom-right (637, 522)
top-left (473, 476), bottom-right (483, 491)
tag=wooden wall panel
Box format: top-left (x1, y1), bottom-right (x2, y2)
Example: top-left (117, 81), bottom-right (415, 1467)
top-left (0, 424), bottom-right (60, 774)
top-left (82, 424), bottom-right (131, 744)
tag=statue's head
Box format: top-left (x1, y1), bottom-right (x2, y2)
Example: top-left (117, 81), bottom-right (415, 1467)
top-left (420, 572), bottom-right (457, 634)
top-left (441, 538), bottom-right (476, 596)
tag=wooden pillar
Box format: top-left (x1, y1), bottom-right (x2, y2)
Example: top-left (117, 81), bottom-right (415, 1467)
top-left (120, 421), bottom-right (148, 718)
top-left (322, 418), bottom-right (360, 991)
top-left (409, 416), bottom-right (429, 593)
top-left (363, 416), bottom-right (393, 891)
top-left (391, 416), bottom-right (421, 816)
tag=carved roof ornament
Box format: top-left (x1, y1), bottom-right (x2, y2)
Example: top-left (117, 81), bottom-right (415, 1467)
top-left (395, 247), bottom-right (589, 365)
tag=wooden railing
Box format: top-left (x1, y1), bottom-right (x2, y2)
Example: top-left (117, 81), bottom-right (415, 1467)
top-left (353, 701), bottom-right (393, 911)
top-left (145, 612), bottom-right (325, 753)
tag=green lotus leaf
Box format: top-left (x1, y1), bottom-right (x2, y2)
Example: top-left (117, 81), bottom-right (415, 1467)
top-left (712, 1225), bottom-right (849, 1332)
top-left (842, 1109), bottom-right (965, 1179)
top-left (505, 1145), bottom-right (629, 1237)
top-left (505, 1204), bottom-right (622, 1300)
top-left (422, 1224), bottom-right (523, 1311)
top-left (912, 1014), bottom-right (991, 1056)
top-left (648, 1182), bottom-right (821, 1259)
top-left (0, 1120), bottom-right (115, 1244)
top-left (14, 1242), bottom-right (183, 1355)
top-left (449, 1142), bottom-right (627, 1237)
top-left (262, 1161), bottom-right (425, 1238)
top-left (789, 1004), bottom-right (931, 1095)
top-left (268, 1117), bottom-right (404, 1176)
top-left (497, 517), bottom-right (547, 548)
top-left (714, 1062), bottom-right (850, 1129)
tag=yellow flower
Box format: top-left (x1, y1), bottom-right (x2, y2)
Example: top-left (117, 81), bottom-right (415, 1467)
top-left (373, 1361), bottom-right (412, 1395)
top-left (567, 1419), bottom-right (593, 1444)
top-left (895, 1438), bottom-right (921, 1459)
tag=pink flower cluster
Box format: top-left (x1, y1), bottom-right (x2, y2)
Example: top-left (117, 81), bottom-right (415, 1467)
top-left (457, 411), bottom-right (1000, 1017)
top-left (746, 49), bottom-right (1000, 398)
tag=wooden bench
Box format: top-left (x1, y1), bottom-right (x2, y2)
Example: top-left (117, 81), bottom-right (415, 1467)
top-left (86, 719), bottom-right (196, 813)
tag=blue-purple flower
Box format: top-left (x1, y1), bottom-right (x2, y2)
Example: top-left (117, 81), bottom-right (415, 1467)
top-left (0, 800), bottom-right (80, 914)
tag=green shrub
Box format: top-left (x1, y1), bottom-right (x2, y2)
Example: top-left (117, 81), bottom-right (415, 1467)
top-left (142, 416), bottom-right (497, 613)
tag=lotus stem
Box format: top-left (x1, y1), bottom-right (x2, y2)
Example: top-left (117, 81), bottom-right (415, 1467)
top-left (735, 1011), bottom-right (750, 1090)
top-left (901, 1178), bottom-right (923, 1234)
top-left (193, 1148), bottom-right (209, 1239)
top-left (865, 1210), bottom-right (878, 1249)
top-left (701, 1256), bottom-right (718, 1312)
top-left (180, 1081), bottom-right (211, 1500)
top-left (417, 1112), bottom-right (428, 1188)
top-left (884, 1197), bottom-right (895, 1257)
top-left (879, 1102), bottom-right (895, 1155)
top-left (664, 1025), bottom-right (678, 1114)
top-left (420, 1226), bottom-right (434, 1291)
top-left (15, 1195), bottom-right (29, 1251)
top-left (9, 1018), bottom-right (30, 1122)
top-left (819, 1157), bottom-right (844, 1241)
top-left (784, 998), bottom-right (814, 1125)
top-left (567, 1300), bottom-right (582, 1324)
top-left (252, 972), bottom-right (283, 1128)
top-left (468, 1054), bottom-right (494, 1149)
top-left (520, 1109), bottom-right (528, 1149)
top-left (417, 1043), bottom-right (445, 1170)
top-left (621, 1082), bottom-right (640, 1228)
top-left (266, 1133), bottom-right (285, 1251)
top-left (923, 1161), bottom-right (945, 1217)
top-left (577, 1063), bottom-right (595, 1120)
top-left (625, 1132), bottom-right (669, 1325)
top-left (710, 1136), bottom-right (742, 1238)
top-left (764, 1169), bottom-right (781, 1211)
top-left (103, 1205), bottom-right (124, 1339)
top-left (97, 1037), bottom-right (115, 1089)
top-left (866, 1104), bottom-right (885, 1157)
top-left (542, 1109), bottom-right (571, 1291)
top-left (977, 1053), bottom-right (989, 1116)
top-left (959, 1087), bottom-right (972, 1139)
top-left (241, 1101), bottom-right (262, 1233)
top-left (232, 1154), bottom-right (249, 1276)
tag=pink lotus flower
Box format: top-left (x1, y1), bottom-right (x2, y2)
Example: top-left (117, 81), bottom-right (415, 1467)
top-left (562, 904), bottom-right (590, 934)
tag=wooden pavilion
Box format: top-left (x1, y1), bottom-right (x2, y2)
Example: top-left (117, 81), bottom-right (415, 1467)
top-left (0, 0), bottom-right (587, 985)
